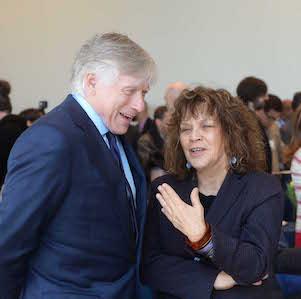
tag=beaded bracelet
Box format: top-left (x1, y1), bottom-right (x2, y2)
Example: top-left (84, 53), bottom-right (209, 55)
top-left (185, 223), bottom-right (212, 251)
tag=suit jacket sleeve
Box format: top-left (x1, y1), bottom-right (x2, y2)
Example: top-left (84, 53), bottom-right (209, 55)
top-left (0, 124), bottom-right (71, 299)
top-left (141, 183), bottom-right (219, 299)
top-left (211, 177), bottom-right (284, 285)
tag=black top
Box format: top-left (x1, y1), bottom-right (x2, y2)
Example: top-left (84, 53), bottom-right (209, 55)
top-left (199, 193), bottom-right (215, 216)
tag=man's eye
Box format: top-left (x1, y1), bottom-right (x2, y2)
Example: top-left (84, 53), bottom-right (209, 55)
top-left (123, 89), bottom-right (135, 95)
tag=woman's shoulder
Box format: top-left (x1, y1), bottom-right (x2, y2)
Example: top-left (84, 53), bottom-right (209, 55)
top-left (241, 171), bottom-right (283, 196)
top-left (150, 173), bottom-right (195, 192)
top-left (151, 173), bottom-right (180, 188)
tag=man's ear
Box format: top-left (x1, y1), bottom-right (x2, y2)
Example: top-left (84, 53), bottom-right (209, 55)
top-left (84, 73), bottom-right (97, 96)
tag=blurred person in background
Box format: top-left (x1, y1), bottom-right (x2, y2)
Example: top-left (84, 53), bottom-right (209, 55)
top-left (284, 105), bottom-right (301, 248)
top-left (236, 76), bottom-right (272, 173)
top-left (125, 100), bottom-right (153, 151)
top-left (19, 108), bottom-right (44, 127)
top-left (292, 92), bottom-right (301, 112)
top-left (0, 79), bottom-right (12, 120)
top-left (164, 81), bottom-right (188, 115)
top-left (137, 105), bottom-right (168, 182)
top-left (0, 80), bottom-right (27, 188)
top-left (279, 100), bottom-right (293, 145)
top-left (262, 95), bottom-right (284, 173)
top-left (0, 115), bottom-right (27, 188)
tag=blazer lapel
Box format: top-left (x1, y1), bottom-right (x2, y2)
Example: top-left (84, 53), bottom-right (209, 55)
top-left (206, 172), bottom-right (247, 226)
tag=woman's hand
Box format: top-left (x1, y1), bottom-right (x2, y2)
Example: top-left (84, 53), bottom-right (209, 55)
top-left (214, 272), bottom-right (268, 290)
top-left (214, 271), bottom-right (237, 290)
top-left (156, 184), bottom-right (206, 242)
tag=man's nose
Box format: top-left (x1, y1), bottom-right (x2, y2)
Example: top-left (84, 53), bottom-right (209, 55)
top-left (133, 94), bottom-right (145, 112)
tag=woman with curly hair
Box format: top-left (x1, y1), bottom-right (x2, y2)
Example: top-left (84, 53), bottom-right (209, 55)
top-left (142, 86), bottom-right (284, 299)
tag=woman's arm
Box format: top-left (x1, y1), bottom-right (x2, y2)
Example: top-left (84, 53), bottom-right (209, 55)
top-left (211, 191), bottom-right (283, 284)
top-left (141, 184), bottom-right (219, 299)
top-left (155, 180), bottom-right (284, 285)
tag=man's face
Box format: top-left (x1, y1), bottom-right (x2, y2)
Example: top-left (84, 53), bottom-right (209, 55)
top-left (87, 74), bottom-right (149, 135)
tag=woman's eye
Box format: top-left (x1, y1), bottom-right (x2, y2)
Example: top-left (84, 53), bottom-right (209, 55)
top-left (180, 128), bottom-right (190, 133)
top-left (203, 124), bottom-right (214, 128)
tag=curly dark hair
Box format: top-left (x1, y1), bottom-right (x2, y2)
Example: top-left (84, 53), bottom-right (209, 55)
top-left (164, 86), bottom-right (267, 179)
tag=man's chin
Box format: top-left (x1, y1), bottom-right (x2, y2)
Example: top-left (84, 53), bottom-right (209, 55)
top-left (111, 125), bottom-right (130, 135)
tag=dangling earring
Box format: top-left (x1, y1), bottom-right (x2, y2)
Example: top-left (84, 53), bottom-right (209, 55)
top-left (229, 156), bottom-right (239, 169)
top-left (186, 162), bottom-right (192, 169)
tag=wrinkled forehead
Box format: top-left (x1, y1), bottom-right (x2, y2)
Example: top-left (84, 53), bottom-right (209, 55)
top-left (117, 74), bottom-right (150, 89)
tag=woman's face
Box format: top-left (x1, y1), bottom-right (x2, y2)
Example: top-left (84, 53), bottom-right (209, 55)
top-left (179, 110), bottom-right (228, 174)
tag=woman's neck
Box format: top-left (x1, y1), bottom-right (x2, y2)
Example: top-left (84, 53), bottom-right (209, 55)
top-left (197, 166), bottom-right (228, 196)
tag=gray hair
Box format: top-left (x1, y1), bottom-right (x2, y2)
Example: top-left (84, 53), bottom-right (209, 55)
top-left (71, 32), bottom-right (157, 95)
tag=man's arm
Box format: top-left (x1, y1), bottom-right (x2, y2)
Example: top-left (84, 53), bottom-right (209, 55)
top-left (0, 124), bottom-right (71, 299)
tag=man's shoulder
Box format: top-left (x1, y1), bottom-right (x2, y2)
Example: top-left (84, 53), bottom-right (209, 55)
top-left (13, 96), bottom-right (81, 151)
top-left (32, 96), bottom-right (81, 137)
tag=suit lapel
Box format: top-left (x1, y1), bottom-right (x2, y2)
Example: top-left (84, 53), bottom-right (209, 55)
top-left (64, 95), bottom-right (122, 178)
top-left (206, 172), bottom-right (247, 226)
top-left (62, 95), bottom-right (133, 240)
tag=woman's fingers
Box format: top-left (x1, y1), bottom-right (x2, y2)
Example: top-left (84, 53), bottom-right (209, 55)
top-left (156, 193), bottom-right (172, 216)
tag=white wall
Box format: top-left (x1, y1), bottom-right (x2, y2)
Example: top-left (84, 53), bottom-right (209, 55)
top-left (1, 0), bottom-right (301, 113)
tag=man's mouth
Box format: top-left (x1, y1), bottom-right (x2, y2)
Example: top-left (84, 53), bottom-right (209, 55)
top-left (120, 112), bottom-right (134, 121)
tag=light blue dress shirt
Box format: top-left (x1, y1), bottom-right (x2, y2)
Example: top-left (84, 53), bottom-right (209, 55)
top-left (72, 93), bottom-right (136, 202)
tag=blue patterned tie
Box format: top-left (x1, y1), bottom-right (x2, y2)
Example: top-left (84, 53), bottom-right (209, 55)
top-left (106, 132), bottom-right (138, 243)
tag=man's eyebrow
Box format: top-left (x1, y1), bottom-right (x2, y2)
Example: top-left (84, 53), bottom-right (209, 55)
top-left (122, 86), bottom-right (137, 89)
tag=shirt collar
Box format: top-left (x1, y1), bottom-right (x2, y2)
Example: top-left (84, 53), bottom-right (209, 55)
top-left (72, 93), bottom-right (108, 137)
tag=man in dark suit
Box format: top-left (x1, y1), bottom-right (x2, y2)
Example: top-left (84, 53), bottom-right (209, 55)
top-left (0, 32), bottom-right (156, 299)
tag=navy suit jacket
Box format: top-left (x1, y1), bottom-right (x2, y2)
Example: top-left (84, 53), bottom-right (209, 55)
top-left (0, 95), bottom-right (148, 299)
top-left (142, 172), bottom-right (284, 299)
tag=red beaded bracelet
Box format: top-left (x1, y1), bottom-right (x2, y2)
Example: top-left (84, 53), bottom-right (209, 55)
top-left (185, 223), bottom-right (212, 251)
